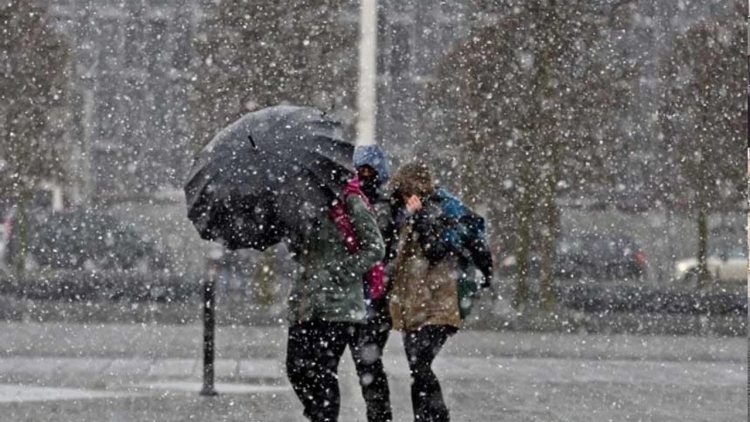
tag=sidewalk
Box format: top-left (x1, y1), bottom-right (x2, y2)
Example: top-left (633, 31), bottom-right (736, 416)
top-left (0, 356), bottom-right (282, 382)
top-left (0, 322), bottom-right (745, 421)
top-left (1, 292), bottom-right (746, 337)
top-left (0, 322), bottom-right (744, 362)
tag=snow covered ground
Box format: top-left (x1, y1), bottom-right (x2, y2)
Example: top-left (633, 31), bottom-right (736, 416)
top-left (0, 322), bottom-right (743, 421)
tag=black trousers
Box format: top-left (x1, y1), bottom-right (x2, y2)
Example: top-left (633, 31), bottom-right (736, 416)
top-left (287, 320), bottom-right (359, 422)
top-left (403, 325), bottom-right (456, 422)
top-left (349, 300), bottom-right (392, 422)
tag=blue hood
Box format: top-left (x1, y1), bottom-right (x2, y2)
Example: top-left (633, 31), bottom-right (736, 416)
top-left (353, 145), bottom-right (390, 185)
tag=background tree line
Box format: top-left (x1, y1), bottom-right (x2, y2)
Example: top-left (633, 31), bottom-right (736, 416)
top-left (1, 0), bottom-right (744, 302)
top-left (422, 0), bottom-right (745, 306)
top-left (0, 0), bottom-right (71, 276)
top-left (188, 0), bottom-right (359, 153)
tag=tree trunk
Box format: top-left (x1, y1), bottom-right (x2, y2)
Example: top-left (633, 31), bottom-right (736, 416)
top-left (664, 205), bottom-right (674, 286)
top-left (536, 3), bottom-right (559, 311)
top-left (696, 203), bottom-right (709, 290)
top-left (539, 152), bottom-right (559, 310)
top-left (12, 187), bottom-right (32, 282)
top-left (254, 246), bottom-right (278, 308)
top-left (514, 156), bottom-right (534, 309)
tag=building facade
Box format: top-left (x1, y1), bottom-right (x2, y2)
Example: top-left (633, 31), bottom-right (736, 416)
top-left (43, 0), bottom-right (726, 204)
top-left (48, 0), bottom-right (204, 204)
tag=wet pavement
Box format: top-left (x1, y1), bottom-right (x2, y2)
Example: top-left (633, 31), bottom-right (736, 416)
top-left (0, 322), bottom-right (745, 421)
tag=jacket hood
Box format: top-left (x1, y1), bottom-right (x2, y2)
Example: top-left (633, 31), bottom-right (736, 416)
top-left (353, 145), bottom-right (390, 185)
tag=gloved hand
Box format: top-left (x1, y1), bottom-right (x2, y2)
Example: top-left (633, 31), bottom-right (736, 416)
top-left (479, 273), bottom-right (492, 290)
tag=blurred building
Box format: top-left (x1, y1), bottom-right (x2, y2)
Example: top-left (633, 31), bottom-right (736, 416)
top-left (42, 0), bottom-right (732, 207)
top-left (44, 0), bottom-right (481, 204)
top-left (375, 1), bottom-right (480, 160)
top-left (47, 0), bottom-right (358, 205)
top-left (48, 0), bottom-right (204, 204)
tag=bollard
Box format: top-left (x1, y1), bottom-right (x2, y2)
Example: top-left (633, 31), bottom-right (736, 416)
top-left (200, 247), bottom-right (223, 396)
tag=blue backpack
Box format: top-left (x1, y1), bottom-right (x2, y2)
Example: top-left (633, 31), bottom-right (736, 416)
top-left (434, 188), bottom-right (489, 319)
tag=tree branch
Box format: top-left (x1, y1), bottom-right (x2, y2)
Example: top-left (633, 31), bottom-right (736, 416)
top-left (608, 0), bottom-right (639, 25)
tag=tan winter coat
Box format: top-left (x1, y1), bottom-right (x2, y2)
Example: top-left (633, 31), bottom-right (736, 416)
top-left (388, 222), bottom-right (461, 332)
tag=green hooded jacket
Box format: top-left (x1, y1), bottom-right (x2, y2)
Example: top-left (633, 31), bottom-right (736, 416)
top-left (288, 194), bottom-right (385, 324)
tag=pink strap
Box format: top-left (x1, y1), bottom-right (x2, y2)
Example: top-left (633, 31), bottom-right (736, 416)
top-left (328, 176), bottom-right (386, 299)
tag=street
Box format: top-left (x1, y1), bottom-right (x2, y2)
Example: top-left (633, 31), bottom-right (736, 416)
top-left (0, 322), bottom-right (744, 421)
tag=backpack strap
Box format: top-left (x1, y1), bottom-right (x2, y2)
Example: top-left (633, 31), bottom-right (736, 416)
top-left (328, 176), bottom-right (387, 300)
top-left (329, 176), bottom-right (374, 251)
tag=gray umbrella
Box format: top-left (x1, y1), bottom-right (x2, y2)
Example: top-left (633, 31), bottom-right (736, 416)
top-left (184, 105), bottom-right (354, 250)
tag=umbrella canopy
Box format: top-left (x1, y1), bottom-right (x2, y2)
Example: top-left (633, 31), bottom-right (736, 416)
top-left (185, 105), bottom-right (354, 250)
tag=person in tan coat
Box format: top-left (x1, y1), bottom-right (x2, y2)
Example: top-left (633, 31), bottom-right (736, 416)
top-left (387, 160), bottom-right (460, 422)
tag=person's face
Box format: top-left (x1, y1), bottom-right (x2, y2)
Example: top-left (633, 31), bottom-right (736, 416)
top-left (357, 165), bottom-right (377, 179)
top-left (357, 165), bottom-right (380, 200)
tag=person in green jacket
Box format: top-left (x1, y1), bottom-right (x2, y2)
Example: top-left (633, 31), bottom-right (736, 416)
top-left (286, 181), bottom-right (385, 422)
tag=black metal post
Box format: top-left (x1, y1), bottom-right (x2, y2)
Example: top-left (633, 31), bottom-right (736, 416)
top-left (200, 261), bottom-right (218, 396)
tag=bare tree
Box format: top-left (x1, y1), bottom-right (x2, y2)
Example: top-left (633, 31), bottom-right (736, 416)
top-left (0, 1), bottom-right (71, 276)
top-left (426, 1), bottom-right (639, 308)
top-left (658, 3), bottom-right (746, 289)
top-left (188, 0), bottom-right (359, 154)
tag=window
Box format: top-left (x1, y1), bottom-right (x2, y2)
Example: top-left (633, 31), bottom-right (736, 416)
top-left (389, 24), bottom-right (410, 78)
top-left (171, 16), bottom-right (192, 69)
top-left (124, 20), bottom-right (144, 69)
top-left (146, 19), bottom-right (168, 73)
top-left (96, 77), bottom-right (119, 141)
top-left (97, 19), bottom-right (122, 73)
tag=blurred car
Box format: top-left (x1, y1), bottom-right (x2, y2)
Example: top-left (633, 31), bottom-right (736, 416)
top-left (499, 233), bottom-right (647, 281)
top-left (4, 210), bottom-right (170, 275)
top-left (673, 240), bottom-right (747, 285)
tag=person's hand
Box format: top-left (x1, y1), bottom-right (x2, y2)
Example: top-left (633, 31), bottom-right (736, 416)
top-left (405, 195), bottom-right (422, 214)
top-left (479, 275), bottom-right (492, 291)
